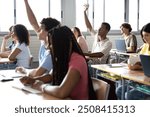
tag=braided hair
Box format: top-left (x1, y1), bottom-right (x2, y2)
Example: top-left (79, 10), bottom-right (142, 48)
top-left (48, 26), bottom-right (96, 99)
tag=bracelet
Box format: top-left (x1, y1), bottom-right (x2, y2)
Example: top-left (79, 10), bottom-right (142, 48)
top-left (41, 84), bottom-right (49, 93)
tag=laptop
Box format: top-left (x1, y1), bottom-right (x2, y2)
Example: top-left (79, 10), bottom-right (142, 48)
top-left (140, 54), bottom-right (150, 77)
top-left (115, 39), bottom-right (127, 52)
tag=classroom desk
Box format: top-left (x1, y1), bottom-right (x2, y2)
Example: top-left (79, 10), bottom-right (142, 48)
top-left (0, 69), bottom-right (60, 100)
top-left (91, 63), bottom-right (150, 99)
top-left (110, 49), bottom-right (137, 63)
top-left (92, 63), bottom-right (150, 86)
top-left (110, 49), bottom-right (137, 56)
top-left (0, 58), bottom-right (14, 64)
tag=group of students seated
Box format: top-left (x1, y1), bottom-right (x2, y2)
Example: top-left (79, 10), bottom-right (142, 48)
top-left (0, 1), bottom-right (150, 100)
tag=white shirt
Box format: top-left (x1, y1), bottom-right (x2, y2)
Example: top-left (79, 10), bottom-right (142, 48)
top-left (89, 29), bottom-right (112, 64)
top-left (13, 43), bottom-right (31, 68)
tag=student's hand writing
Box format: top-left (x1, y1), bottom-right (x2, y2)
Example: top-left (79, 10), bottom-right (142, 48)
top-left (32, 80), bottom-right (44, 91)
top-left (20, 76), bottom-right (35, 85)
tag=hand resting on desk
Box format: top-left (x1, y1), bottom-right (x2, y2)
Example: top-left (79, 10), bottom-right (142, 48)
top-left (127, 55), bottom-right (142, 70)
top-left (15, 67), bottom-right (27, 74)
top-left (128, 62), bottom-right (142, 70)
top-left (19, 77), bottom-right (43, 93)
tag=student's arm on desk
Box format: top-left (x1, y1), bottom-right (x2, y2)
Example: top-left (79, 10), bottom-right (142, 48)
top-left (16, 66), bottom-right (48, 77)
top-left (128, 62), bottom-right (142, 70)
top-left (28, 67), bottom-right (48, 77)
top-left (20, 74), bottom-right (53, 86)
top-left (0, 51), bottom-right (11, 58)
top-left (32, 68), bottom-right (80, 99)
top-left (84, 52), bottom-right (104, 58)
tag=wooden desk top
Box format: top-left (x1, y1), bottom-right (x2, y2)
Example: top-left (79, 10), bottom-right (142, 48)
top-left (91, 64), bottom-right (150, 86)
top-left (91, 63), bottom-right (127, 76)
top-left (0, 58), bottom-right (14, 64)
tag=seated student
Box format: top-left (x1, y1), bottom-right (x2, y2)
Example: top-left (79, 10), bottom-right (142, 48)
top-left (0, 26), bottom-right (16, 57)
top-left (0, 26), bottom-right (17, 69)
top-left (116, 23), bottom-right (150, 100)
top-left (72, 26), bottom-right (88, 53)
top-left (136, 26), bottom-right (146, 53)
top-left (15, 0), bottom-right (60, 77)
top-left (19, 26), bottom-right (96, 100)
top-left (83, 4), bottom-right (112, 64)
top-left (8, 24), bottom-right (31, 68)
top-left (120, 23), bottom-right (137, 53)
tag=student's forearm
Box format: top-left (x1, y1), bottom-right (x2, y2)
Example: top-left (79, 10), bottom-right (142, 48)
top-left (1, 39), bottom-right (7, 52)
top-left (84, 11), bottom-right (92, 31)
top-left (35, 74), bottom-right (53, 83)
top-left (85, 52), bottom-right (104, 58)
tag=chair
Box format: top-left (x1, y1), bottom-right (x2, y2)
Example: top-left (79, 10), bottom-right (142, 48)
top-left (29, 55), bottom-right (34, 68)
top-left (92, 78), bottom-right (110, 100)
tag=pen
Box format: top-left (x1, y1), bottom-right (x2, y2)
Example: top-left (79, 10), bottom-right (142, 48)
top-left (1, 79), bottom-right (14, 82)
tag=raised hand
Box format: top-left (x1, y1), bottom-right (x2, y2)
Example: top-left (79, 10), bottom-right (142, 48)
top-left (83, 4), bottom-right (89, 12)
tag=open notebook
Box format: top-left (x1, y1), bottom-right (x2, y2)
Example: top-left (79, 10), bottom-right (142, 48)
top-left (12, 80), bottom-right (42, 94)
top-left (115, 39), bottom-right (127, 52)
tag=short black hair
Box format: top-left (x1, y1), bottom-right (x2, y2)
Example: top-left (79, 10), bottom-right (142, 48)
top-left (40, 17), bottom-right (60, 31)
top-left (142, 23), bottom-right (150, 33)
top-left (102, 22), bottom-right (111, 32)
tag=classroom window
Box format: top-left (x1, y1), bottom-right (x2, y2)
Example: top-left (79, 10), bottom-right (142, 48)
top-left (16, 0), bottom-right (49, 30)
top-left (76, 0), bottom-right (124, 31)
top-left (75, 0), bottom-right (88, 31)
top-left (129, 0), bottom-right (138, 31)
top-left (94, 0), bottom-right (103, 30)
top-left (105, 0), bottom-right (124, 30)
top-left (0, 0), bottom-right (14, 31)
top-left (50, 0), bottom-right (61, 22)
top-left (0, 0), bottom-right (150, 33)
top-left (139, 0), bottom-right (150, 30)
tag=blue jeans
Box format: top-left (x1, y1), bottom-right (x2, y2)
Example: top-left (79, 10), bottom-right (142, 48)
top-left (115, 83), bottom-right (127, 100)
top-left (126, 89), bottom-right (150, 100)
top-left (88, 63), bottom-right (97, 78)
top-left (0, 63), bottom-right (17, 70)
top-left (116, 81), bottom-right (150, 100)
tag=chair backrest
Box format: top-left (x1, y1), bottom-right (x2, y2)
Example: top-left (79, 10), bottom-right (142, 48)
top-left (92, 78), bottom-right (110, 100)
top-left (29, 55), bottom-right (34, 68)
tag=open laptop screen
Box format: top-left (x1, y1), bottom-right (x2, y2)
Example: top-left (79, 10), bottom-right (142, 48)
top-left (140, 54), bottom-right (150, 77)
top-left (115, 39), bottom-right (127, 52)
